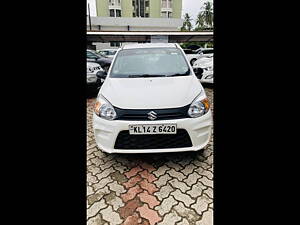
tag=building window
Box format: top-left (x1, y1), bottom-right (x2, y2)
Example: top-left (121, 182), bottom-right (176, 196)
top-left (116, 9), bottom-right (121, 17)
top-left (161, 0), bottom-right (172, 8)
top-left (110, 42), bottom-right (121, 47)
top-left (132, 0), bottom-right (149, 17)
top-left (110, 9), bottom-right (115, 17)
top-left (110, 9), bottom-right (122, 17)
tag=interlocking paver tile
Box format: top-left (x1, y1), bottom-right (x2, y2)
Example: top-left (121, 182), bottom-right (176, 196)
top-left (87, 186), bottom-right (110, 205)
top-left (204, 187), bottom-right (213, 199)
top-left (155, 195), bottom-right (177, 216)
top-left (93, 177), bottom-right (113, 191)
top-left (138, 190), bottom-right (160, 209)
top-left (171, 189), bottom-right (195, 207)
top-left (199, 176), bottom-right (213, 188)
top-left (119, 197), bottom-right (143, 219)
top-left (154, 183), bottom-right (174, 201)
top-left (137, 204), bottom-right (162, 225)
top-left (108, 181), bottom-right (127, 196)
top-left (183, 173), bottom-right (200, 187)
top-left (165, 161), bottom-right (183, 171)
top-left (123, 175), bottom-right (143, 189)
top-left (140, 162), bottom-right (156, 173)
top-left (87, 199), bottom-right (107, 219)
top-left (154, 173), bottom-right (172, 188)
top-left (140, 170), bottom-right (158, 183)
top-left (139, 179), bottom-right (159, 194)
top-left (167, 169), bottom-right (186, 181)
top-left (191, 195), bottom-right (211, 215)
top-left (187, 182), bottom-right (207, 198)
top-left (152, 165), bottom-right (170, 177)
top-left (157, 209), bottom-right (181, 225)
top-left (168, 178), bottom-right (190, 193)
top-left (121, 185), bottom-right (143, 202)
top-left (104, 191), bottom-right (125, 210)
top-left (87, 214), bottom-right (105, 225)
top-left (177, 218), bottom-right (190, 225)
top-left (180, 163), bottom-right (198, 176)
top-left (124, 166), bottom-right (143, 179)
top-left (122, 212), bottom-right (141, 225)
top-left (100, 206), bottom-right (123, 225)
top-left (196, 208), bottom-right (213, 225)
top-left (174, 202), bottom-right (201, 224)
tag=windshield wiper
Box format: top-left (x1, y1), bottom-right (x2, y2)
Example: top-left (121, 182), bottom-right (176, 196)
top-left (166, 70), bottom-right (191, 77)
top-left (128, 74), bottom-right (165, 78)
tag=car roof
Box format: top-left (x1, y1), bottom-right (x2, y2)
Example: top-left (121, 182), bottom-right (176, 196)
top-left (122, 43), bottom-right (177, 50)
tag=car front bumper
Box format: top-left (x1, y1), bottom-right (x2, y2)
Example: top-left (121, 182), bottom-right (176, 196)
top-left (93, 111), bottom-right (213, 153)
top-left (200, 71), bottom-right (213, 84)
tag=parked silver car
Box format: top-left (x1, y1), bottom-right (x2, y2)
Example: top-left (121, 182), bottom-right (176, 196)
top-left (87, 62), bottom-right (103, 95)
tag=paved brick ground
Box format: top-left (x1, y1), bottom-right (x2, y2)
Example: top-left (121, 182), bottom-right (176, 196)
top-left (87, 87), bottom-right (213, 225)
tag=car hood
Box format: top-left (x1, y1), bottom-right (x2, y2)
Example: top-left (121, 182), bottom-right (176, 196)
top-left (100, 76), bottom-right (203, 109)
top-left (194, 58), bottom-right (213, 68)
top-left (97, 57), bottom-right (112, 64)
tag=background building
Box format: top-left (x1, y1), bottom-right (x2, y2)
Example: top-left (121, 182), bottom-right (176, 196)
top-left (87, 0), bottom-right (183, 50)
top-left (95, 0), bottom-right (182, 19)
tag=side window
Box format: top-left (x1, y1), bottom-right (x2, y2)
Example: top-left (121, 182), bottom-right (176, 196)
top-left (87, 52), bottom-right (98, 59)
top-left (110, 42), bottom-right (121, 47)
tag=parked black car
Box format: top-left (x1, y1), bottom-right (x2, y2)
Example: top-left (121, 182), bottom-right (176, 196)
top-left (87, 50), bottom-right (112, 73)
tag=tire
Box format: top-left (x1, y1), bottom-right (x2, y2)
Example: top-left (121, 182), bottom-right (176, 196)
top-left (190, 59), bottom-right (197, 66)
top-left (103, 65), bottom-right (110, 73)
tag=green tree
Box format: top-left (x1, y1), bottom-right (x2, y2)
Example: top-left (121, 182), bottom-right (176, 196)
top-left (202, 1), bottom-right (213, 28)
top-left (195, 12), bottom-right (205, 31)
top-left (181, 13), bottom-right (193, 31)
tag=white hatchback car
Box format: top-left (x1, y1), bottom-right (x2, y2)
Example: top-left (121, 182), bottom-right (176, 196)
top-left (193, 55), bottom-right (213, 84)
top-left (93, 43), bottom-right (213, 153)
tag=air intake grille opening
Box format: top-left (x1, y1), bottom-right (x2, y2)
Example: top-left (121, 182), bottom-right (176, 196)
top-left (114, 129), bottom-right (192, 149)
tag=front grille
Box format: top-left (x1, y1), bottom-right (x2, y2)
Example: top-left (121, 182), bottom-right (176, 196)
top-left (114, 105), bottom-right (190, 121)
top-left (114, 129), bottom-right (192, 150)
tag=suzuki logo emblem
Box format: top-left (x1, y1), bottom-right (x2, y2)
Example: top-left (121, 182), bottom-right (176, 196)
top-left (147, 111), bottom-right (157, 120)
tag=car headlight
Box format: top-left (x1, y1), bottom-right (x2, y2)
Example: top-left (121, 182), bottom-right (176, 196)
top-left (87, 67), bottom-right (94, 73)
top-left (94, 95), bottom-right (117, 120)
top-left (188, 95), bottom-right (210, 118)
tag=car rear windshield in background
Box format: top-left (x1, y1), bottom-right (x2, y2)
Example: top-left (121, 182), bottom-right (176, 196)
top-left (110, 48), bottom-right (190, 78)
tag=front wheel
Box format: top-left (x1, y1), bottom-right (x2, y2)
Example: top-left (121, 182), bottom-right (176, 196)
top-left (103, 65), bottom-right (110, 73)
top-left (190, 58), bottom-right (197, 66)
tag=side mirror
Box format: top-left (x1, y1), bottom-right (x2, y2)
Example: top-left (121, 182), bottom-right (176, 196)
top-left (96, 70), bottom-right (107, 79)
top-left (193, 68), bottom-right (203, 79)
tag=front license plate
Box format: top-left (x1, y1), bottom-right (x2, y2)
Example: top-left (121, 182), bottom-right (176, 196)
top-left (129, 124), bottom-right (177, 135)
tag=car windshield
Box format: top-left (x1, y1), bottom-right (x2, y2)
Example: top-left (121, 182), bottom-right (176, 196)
top-left (102, 50), bottom-right (116, 55)
top-left (110, 48), bottom-right (191, 78)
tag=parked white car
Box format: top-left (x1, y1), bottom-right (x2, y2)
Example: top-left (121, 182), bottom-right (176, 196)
top-left (184, 48), bottom-right (214, 66)
top-left (193, 54), bottom-right (213, 84)
top-left (87, 62), bottom-right (103, 94)
top-left (93, 43), bottom-right (213, 153)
